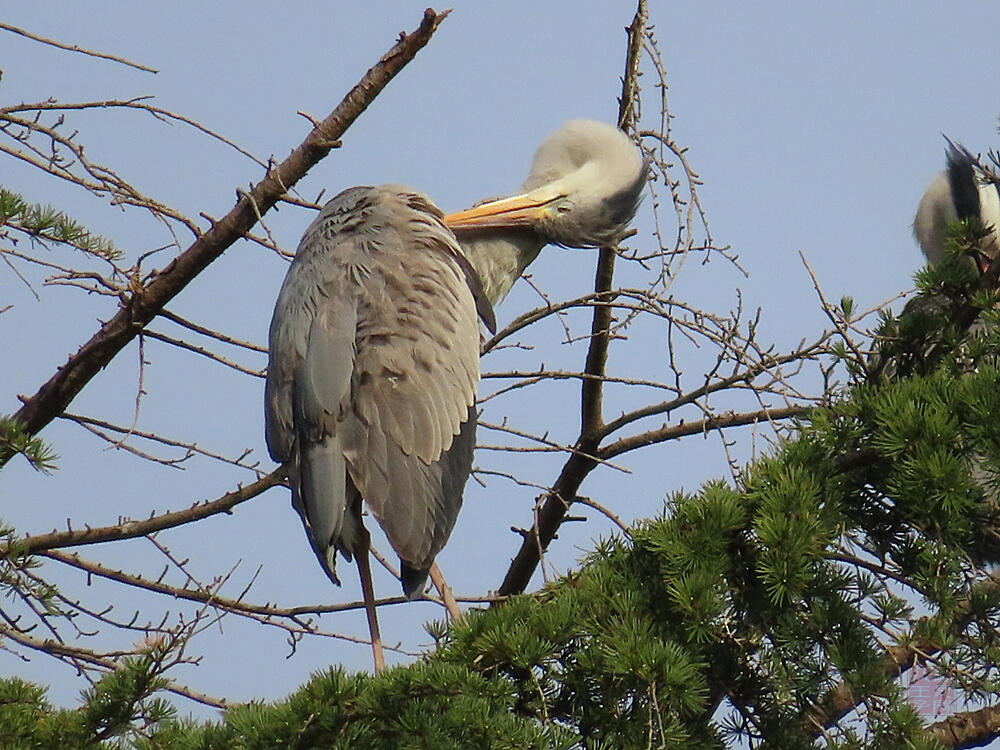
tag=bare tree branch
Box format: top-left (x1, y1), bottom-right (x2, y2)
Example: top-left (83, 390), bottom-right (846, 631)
top-left (40, 549), bottom-right (418, 653)
top-left (3, 467), bottom-right (284, 555)
top-left (1, 7), bottom-right (450, 462)
top-left (1, 98), bottom-right (267, 166)
top-left (599, 405), bottom-right (808, 460)
top-left (496, 2), bottom-right (647, 597)
top-left (0, 622), bottom-right (227, 708)
top-left (0, 21), bottom-right (158, 73)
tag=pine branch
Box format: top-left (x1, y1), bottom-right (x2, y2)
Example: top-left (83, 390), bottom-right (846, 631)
top-left (805, 567), bottom-right (1000, 735)
top-left (0, 186), bottom-right (119, 260)
top-left (0, 415), bottom-right (57, 472)
top-left (927, 703), bottom-right (1000, 748)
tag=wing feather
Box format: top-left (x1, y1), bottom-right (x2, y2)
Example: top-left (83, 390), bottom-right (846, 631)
top-left (266, 216), bottom-right (360, 582)
top-left (344, 188), bottom-right (482, 580)
top-left (266, 184), bottom-right (484, 595)
top-left (294, 434), bottom-right (348, 582)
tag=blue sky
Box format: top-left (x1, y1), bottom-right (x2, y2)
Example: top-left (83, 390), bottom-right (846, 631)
top-left (2, 1), bottom-right (998, 732)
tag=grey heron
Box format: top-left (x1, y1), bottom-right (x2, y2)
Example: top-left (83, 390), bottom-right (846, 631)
top-left (914, 143), bottom-right (1000, 270)
top-left (264, 119), bottom-right (647, 672)
top-left (265, 185), bottom-right (495, 671)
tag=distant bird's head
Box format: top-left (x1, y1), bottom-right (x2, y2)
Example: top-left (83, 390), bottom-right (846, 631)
top-left (914, 142), bottom-right (1000, 272)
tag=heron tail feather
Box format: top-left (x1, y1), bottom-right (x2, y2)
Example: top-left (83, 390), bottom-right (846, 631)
top-left (294, 435), bottom-right (349, 586)
top-left (400, 563), bottom-right (429, 600)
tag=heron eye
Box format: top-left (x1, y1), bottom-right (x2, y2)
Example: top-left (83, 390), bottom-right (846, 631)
top-left (556, 204), bottom-right (572, 214)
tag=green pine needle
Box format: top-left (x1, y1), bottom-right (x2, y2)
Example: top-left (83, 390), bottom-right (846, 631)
top-left (0, 186), bottom-right (120, 260)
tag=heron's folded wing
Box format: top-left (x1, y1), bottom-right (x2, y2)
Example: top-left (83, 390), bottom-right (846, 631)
top-left (345, 203), bottom-right (482, 569)
top-left (265, 226), bottom-right (360, 575)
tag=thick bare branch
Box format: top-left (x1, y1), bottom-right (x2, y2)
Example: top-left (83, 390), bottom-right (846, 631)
top-left (2, 8), bottom-right (449, 461)
top-left (927, 704), bottom-right (1000, 748)
top-left (496, 3), bottom-right (646, 597)
top-left (4, 468), bottom-right (284, 555)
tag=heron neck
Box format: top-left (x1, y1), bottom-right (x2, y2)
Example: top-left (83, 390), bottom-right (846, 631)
top-left (453, 230), bottom-right (545, 306)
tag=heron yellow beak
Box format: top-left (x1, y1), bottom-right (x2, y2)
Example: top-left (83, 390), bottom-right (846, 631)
top-left (444, 186), bottom-right (564, 230)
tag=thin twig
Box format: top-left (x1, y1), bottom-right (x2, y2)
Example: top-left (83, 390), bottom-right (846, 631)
top-left (0, 22), bottom-right (158, 73)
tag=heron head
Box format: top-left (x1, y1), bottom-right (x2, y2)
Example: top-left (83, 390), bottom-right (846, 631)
top-left (444, 119), bottom-right (648, 249)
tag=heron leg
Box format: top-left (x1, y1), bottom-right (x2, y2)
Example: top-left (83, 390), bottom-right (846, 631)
top-left (355, 528), bottom-right (386, 673)
top-left (428, 562), bottom-right (464, 624)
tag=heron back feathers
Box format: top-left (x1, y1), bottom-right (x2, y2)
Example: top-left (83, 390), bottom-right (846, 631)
top-left (265, 185), bottom-right (484, 596)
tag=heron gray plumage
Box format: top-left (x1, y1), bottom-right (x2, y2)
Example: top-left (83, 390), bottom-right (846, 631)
top-left (265, 185), bottom-right (495, 611)
top-left (264, 120), bottom-right (647, 672)
top-left (914, 143), bottom-right (1000, 269)
top-left (445, 119), bottom-right (649, 305)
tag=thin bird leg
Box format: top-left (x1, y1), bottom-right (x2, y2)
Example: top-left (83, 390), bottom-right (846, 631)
top-left (355, 528), bottom-right (386, 673)
top-left (429, 562), bottom-right (464, 623)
